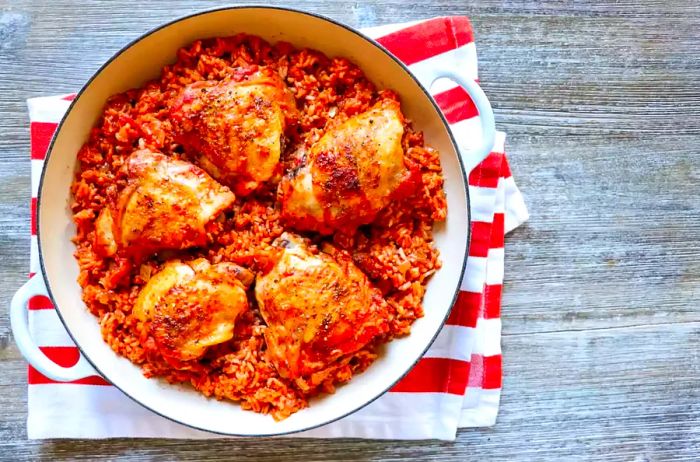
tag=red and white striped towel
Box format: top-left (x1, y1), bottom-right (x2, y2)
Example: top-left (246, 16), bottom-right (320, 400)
top-left (25, 17), bottom-right (528, 440)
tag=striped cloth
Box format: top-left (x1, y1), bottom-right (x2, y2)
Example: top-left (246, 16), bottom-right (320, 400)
top-left (25, 16), bottom-right (528, 440)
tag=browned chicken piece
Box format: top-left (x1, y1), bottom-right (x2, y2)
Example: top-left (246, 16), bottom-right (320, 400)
top-left (94, 149), bottom-right (235, 260)
top-left (278, 98), bottom-right (419, 234)
top-left (170, 66), bottom-right (298, 196)
top-left (255, 233), bottom-right (391, 389)
top-left (133, 258), bottom-right (254, 367)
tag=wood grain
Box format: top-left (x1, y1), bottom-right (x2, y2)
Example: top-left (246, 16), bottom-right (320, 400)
top-left (0, 0), bottom-right (698, 460)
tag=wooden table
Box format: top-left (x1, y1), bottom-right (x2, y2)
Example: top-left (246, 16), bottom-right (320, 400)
top-left (1, 0), bottom-right (698, 459)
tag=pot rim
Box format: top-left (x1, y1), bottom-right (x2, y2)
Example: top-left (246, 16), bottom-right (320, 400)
top-left (36, 5), bottom-right (471, 437)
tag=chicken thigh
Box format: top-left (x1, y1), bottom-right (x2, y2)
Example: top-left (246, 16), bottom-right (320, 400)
top-left (255, 233), bottom-right (390, 388)
top-left (279, 98), bottom-right (418, 233)
top-left (94, 149), bottom-right (235, 260)
top-left (171, 67), bottom-right (298, 195)
top-left (134, 258), bottom-right (254, 366)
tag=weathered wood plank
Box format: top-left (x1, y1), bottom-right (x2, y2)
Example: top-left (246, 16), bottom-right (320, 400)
top-left (1, 323), bottom-right (699, 460)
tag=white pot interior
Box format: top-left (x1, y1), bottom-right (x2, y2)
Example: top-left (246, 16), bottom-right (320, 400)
top-left (38, 7), bottom-right (469, 436)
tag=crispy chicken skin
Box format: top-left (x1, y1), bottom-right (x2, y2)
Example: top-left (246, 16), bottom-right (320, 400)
top-left (134, 258), bottom-right (254, 366)
top-left (94, 149), bottom-right (235, 260)
top-left (170, 66), bottom-right (298, 196)
top-left (255, 233), bottom-right (391, 387)
top-left (279, 98), bottom-right (419, 234)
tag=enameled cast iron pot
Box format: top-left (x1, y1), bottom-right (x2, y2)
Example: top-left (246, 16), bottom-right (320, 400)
top-left (11, 6), bottom-right (495, 436)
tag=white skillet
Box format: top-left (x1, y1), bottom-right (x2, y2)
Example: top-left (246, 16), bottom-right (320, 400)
top-left (11, 6), bottom-right (495, 436)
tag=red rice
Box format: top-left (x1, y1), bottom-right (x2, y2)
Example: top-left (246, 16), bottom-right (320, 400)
top-left (70, 34), bottom-right (447, 420)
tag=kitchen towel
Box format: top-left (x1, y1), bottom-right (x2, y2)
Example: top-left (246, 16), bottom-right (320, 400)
top-left (25, 16), bottom-right (529, 440)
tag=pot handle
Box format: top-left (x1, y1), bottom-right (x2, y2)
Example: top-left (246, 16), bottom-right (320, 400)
top-left (413, 66), bottom-right (496, 173)
top-left (10, 276), bottom-right (95, 381)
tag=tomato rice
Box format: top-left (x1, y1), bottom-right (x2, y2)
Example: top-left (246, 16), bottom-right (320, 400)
top-left (70, 34), bottom-right (447, 420)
